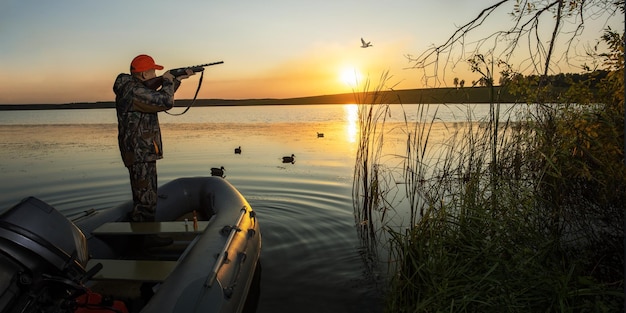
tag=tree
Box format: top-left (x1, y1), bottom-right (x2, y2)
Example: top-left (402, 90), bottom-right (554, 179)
top-left (453, 77), bottom-right (459, 89)
top-left (408, 0), bottom-right (623, 87)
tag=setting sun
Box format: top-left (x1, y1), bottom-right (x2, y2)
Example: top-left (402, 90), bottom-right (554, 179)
top-left (339, 67), bottom-right (363, 88)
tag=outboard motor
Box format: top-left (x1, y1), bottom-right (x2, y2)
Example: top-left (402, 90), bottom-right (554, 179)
top-left (0, 197), bottom-right (90, 312)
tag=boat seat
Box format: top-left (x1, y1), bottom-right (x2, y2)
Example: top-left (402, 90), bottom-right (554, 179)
top-left (92, 221), bottom-right (210, 236)
top-left (86, 259), bottom-right (178, 282)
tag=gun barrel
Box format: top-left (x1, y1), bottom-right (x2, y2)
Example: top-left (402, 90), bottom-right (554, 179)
top-left (170, 61), bottom-right (224, 77)
top-left (195, 61), bottom-right (224, 67)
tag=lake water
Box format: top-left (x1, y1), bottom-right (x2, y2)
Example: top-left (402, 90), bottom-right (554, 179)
top-left (0, 103), bottom-right (521, 312)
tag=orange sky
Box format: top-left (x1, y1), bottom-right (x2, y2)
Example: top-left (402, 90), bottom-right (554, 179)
top-left (1, 1), bottom-right (621, 104)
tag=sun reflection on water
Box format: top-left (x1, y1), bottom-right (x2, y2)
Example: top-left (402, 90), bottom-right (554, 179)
top-left (344, 104), bottom-right (358, 143)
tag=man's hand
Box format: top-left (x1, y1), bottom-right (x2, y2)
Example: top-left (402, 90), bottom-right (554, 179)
top-left (175, 68), bottom-right (196, 80)
top-left (162, 71), bottom-right (175, 82)
top-left (163, 69), bottom-right (195, 81)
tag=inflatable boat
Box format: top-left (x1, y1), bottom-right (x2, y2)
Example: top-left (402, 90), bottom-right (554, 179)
top-left (0, 176), bottom-right (262, 313)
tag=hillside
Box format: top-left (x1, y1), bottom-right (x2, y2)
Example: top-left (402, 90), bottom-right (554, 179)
top-left (0, 87), bottom-right (520, 110)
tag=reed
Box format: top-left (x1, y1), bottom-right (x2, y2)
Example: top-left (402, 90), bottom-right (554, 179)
top-left (351, 71), bottom-right (394, 277)
top-left (352, 66), bottom-right (623, 311)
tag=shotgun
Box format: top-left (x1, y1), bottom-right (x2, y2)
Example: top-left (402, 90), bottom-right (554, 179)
top-left (143, 61), bottom-right (224, 90)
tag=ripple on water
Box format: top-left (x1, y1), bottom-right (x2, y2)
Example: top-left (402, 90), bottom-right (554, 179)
top-left (241, 177), bottom-right (382, 312)
top-left (0, 120), bottom-right (383, 313)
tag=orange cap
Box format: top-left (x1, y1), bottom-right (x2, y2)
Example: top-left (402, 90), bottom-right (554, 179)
top-left (130, 54), bottom-right (164, 73)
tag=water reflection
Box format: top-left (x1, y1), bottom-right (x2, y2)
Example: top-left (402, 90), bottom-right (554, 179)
top-left (0, 104), bottom-right (519, 312)
top-left (344, 104), bottom-right (358, 143)
top-left (0, 119), bottom-right (380, 312)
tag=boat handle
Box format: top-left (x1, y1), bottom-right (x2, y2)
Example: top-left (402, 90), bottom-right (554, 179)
top-left (81, 262), bottom-right (103, 283)
top-left (223, 252), bottom-right (247, 298)
top-left (204, 206), bottom-right (247, 288)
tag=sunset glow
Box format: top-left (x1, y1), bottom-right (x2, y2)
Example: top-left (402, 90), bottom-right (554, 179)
top-left (0, 1), bottom-right (620, 104)
top-left (340, 67), bottom-right (363, 89)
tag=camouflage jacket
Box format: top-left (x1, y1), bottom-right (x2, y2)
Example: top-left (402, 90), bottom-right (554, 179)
top-left (113, 74), bottom-right (181, 167)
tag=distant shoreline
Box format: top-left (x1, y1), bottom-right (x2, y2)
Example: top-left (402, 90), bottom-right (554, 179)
top-left (0, 87), bottom-right (521, 110)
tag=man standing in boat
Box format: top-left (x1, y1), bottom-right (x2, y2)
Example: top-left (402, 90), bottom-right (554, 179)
top-left (113, 54), bottom-right (193, 243)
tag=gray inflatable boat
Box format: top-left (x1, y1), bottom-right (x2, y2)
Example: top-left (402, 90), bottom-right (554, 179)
top-left (0, 176), bottom-right (262, 313)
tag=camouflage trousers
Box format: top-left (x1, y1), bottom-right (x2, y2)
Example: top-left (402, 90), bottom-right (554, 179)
top-left (127, 161), bottom-right (158, 222)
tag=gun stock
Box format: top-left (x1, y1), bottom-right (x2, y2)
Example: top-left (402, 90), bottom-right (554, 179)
top-left (143, 61), bottom-right (224, 90)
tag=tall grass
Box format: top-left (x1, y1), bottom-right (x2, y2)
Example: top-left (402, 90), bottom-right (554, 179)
top-left (352, 75), bottom-right (623, 311)
top-left (352, 72), bottom-right (395, 280)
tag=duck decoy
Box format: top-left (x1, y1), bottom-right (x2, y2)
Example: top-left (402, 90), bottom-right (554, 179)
top-left (234, 146), bottom-right (241, 154)
top-left (317, 132), bottom-right (324, 138)
top-left (282, 154), bottom-right (295, 163)
top-left (211, 166), bottom-right (225, 177)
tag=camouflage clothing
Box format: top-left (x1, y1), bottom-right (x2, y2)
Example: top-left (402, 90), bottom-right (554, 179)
top-left (113, 73), bottom-right (181, 222)
top-left (113, 74), bottom-right (180, 167)
top-left (128, 161), bottom-right (158, 222)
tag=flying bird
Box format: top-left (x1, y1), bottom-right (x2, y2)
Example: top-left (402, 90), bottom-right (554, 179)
top-left (360, 38), bottom-right (372, 48)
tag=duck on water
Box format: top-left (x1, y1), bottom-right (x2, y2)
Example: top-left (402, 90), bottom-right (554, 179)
top-left (282, 154), bottom-right (295, 163)
top-left (211, 166), bottom-right (226, 177)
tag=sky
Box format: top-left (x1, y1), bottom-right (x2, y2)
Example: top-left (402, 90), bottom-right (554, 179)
top-left (0, 0), bottom-right (622, 104)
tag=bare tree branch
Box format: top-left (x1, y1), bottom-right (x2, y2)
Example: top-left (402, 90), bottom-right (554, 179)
top-left (407, 0), bottom-right (621, 87)
top-left (544, 0), bottom-right (564, 76)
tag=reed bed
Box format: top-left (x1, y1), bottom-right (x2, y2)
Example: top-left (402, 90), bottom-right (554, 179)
top-left (352, 75), bottom-right (623, 312)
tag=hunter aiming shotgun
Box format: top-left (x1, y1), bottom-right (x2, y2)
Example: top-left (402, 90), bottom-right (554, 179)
top-left (144, 61), bottom-right (224, 115)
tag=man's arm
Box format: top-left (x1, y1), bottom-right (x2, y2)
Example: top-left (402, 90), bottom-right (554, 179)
top-left (132, 76), bottom-right (181, 112)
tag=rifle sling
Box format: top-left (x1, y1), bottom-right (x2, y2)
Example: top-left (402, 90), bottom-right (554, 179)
top-left (166, 70), bottom-right (204, 116)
